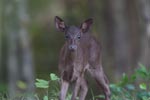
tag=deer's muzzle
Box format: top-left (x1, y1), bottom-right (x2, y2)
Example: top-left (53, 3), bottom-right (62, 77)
top-left (68, 45), bottom-right (77, 51)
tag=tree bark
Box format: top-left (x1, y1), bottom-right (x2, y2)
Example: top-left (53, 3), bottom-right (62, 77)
top-left (18, 0), bottom-right (35, 93)
top-left (138, 0), bottom-right (150, 67)
top-left (126, 0), bottom-right (141, 68)
top-left (107, 0), bottom-right (130, 78)
top-left (0, 0), bottom-right (3, 83)
top-left (4, 0), bottom-right (19, 97)
top-left (5, 0), bottom-right (35, 97)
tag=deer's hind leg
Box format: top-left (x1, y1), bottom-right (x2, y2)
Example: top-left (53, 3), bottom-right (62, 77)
top-left (88, 66), bottom-right (111, 100)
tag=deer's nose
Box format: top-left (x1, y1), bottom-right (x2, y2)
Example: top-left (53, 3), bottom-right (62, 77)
top-left (68, 45), bottom-right (77, 51)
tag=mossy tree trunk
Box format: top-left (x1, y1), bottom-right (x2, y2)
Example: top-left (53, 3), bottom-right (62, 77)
top-left (5, 0), bottom-right (35, 97)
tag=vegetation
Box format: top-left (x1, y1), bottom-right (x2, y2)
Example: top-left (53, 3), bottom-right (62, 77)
top-left (34, 63), bottom-right (150, 100)
top-left (0, 63), bottom-right (149, 99)
top-left (1, 0), bottom-right (150, 97)
top-left (110, 63), bottom-right (150, 100)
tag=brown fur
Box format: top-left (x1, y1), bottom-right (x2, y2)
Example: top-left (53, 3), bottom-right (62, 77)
top-left (55, 16), bottom-right (111, 100)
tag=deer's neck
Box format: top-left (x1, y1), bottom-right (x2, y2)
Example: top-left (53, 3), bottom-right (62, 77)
top-left (64, 46), bottom-right (82, 64)
top-left (68, 49), bottom-right (79, 61)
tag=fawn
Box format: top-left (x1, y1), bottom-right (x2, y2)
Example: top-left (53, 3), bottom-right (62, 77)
top-left (54, 16), bottom-right (111, 100)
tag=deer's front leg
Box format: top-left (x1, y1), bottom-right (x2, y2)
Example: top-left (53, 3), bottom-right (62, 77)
top-left (71, 78), bottom-right (81, 100)
top-left (79, 78), bottom-right (88, 100)
top-left (59, 79), bottom-right (69, 100)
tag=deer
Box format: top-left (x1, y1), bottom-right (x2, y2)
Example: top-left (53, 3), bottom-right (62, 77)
top-left (54, 16), bottom-right (111, 100)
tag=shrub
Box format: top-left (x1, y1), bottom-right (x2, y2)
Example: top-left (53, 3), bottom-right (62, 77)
top-left (35, 63), bottom-right (150, 100)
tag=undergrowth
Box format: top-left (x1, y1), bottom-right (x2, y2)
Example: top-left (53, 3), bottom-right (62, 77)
top-left (0, 63), bottom-right (150, 100)
top-left (34, 63), bottom-right (150, 100)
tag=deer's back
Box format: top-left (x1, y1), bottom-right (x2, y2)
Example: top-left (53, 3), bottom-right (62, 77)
top-left (82, 34), bottom-right (102, 67)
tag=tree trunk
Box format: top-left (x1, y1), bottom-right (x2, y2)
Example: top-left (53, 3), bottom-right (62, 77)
top-left (4, 0), bottom-right (19, 97)
top-left (138, 0), bottom-right (150, 67)
top-left (126, 0), bottom-right (141, 68)
top-left (17, 0), bottom-right (35, 93)
top-left (0, 0), bottom-right (3, 83)
top-left (5, 0), bottom-right (35, 98)
top-left (108, 0), bottom-right (130, 78)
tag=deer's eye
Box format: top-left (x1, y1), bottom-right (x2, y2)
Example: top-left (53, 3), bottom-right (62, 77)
top-left (65, 35), bottom-right (69, 39)
top-left (77, 35), bottom-right (81, 39)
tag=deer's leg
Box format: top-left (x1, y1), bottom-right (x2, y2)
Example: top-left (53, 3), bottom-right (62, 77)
top-left (59, 79), bottom-right (69, 100)
top-left (79, 78), bottom-right (88, 100)
top-left (71, 78), bottom-right (81, 100)
top-left (88, 67), bottom-right (111, 100)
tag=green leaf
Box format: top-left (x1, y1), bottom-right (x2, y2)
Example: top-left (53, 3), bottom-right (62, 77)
top-left (136, 63), bottom-right (148, 77)
top-left (109, 84), bottom-right (122, 93)
top-left (43, 96), bottom-right (48, 100)
top-left (130, 74), bottom-right (137, 82)
top-left (139, 83), bottom-right (147, 90)
top-left (50, 73), bottom-right (59, 81)
top-left (125, 84), bottom-right (135, 90)
top-left (35, 78), bottom-right (49, 88)
top-left (119, 73), bottom-right (129, 86)
top-left (17, 80), bottom-right (27, 89)
top-left (137, 91), bottom-right (149, 99)
top-left (138, 63), bottom-right (146, 68)
top-left (66, 93), bottom-right (72, 100)
top-left (122, 73), bottom-right (128, 81)
top-left (109, 84), bottom-right (117, 89)
top-left (35, 83), bottom-right (49, 88)
top-left (36, 79), bottom-right (49, 84)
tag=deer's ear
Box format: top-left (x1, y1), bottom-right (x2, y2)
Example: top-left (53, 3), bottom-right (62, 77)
top-left (55, 16), bottom-right (66, 32)
top-left (80, 18), bottom-right (93, 33)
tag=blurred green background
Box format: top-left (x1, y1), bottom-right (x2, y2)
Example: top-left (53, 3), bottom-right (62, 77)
top-left (0, 0), bottom-right (150, 98)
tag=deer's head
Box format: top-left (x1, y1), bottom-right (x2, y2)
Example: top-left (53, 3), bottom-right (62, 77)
top-left (55, 16), bottom-right (93, 51)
